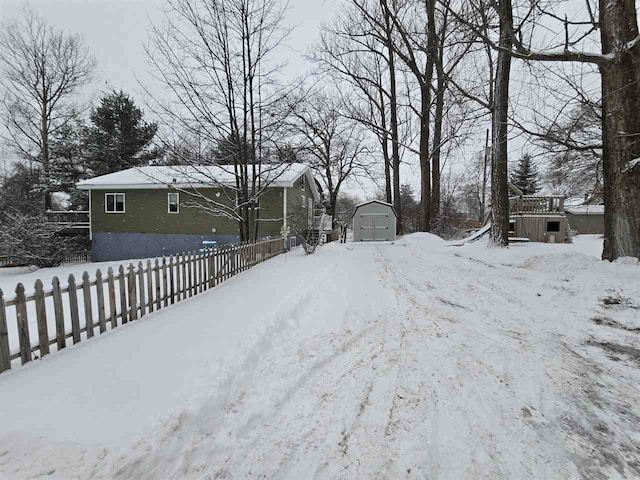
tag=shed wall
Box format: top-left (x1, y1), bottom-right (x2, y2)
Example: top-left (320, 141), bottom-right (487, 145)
top-left (353, 203), bottom-right (397, 242)
top-left (566, 212), bottom-right (605, 235)
top-left (511, 215), bottom-right (571, 243)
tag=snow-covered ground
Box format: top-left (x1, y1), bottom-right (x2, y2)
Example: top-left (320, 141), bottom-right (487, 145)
top-left (0, 234), bottom-right (638, 479)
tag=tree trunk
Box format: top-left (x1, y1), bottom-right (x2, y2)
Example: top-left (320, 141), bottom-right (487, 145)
top-left (428, 0), bottom-right (442, 229)
top-left (384, 8), bottom-right (402, 233)
top-left (490, 0), bottom-right (512, 247)
top-left (481, 128), bottom-right (489, 222)
top-left (377, 83), bottom-right (393, 205)
top-left (41, 99), bottom-right (51, 212)
top-left (431, 74), bottom-right (445, 227)
top-left (599, 0), bottom-right (640, 260)
top-left (419, 84), bottom-right (432, 232)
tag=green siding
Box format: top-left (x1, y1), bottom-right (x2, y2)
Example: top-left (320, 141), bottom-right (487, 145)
top-left (255, 188), bottom-right (285, 236)
top-left (91, 187), bottom-right (285, 236)
top-left (285, 175), bottom-right (315, 225)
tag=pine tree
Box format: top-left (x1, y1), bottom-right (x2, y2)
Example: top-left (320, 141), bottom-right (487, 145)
top-left (83, 90), bottom-right (159, 176)
top-left (510, 154), bottom-right (540, 195)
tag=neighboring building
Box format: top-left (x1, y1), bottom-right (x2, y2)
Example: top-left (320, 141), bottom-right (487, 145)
top-left (508, 194), bottom-right (572, 243)
top-left (565, 205), bottom-right (605, 235)
top-left (76, 163), bottom-right (321, 261)
top-left (352, 200), bottom-right (397, 242)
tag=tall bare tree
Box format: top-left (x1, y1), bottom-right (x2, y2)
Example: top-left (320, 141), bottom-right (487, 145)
top-left (0, 8), bottom-right (95, 211)
top-left (445, 0), bottom-right (640, 259)
top-left (288, 92), bottom-right (371, 225)
top-left (146, 0), bottom-right (297, 242)
top-left (315, 0), bottom-right (407, 230)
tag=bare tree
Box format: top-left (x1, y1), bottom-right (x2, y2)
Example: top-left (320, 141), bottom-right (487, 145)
top-left (0, 7), bottom-right (96, 211)
top-left (146, 0), bottom-right (298, 242)
top-left (489, 0), bottom-right (512, 246)
top-left (444, 0), bottom-right (640, 259)
top-left (288, 91), bottom-right (372, 225)
top-left (315, 0), bottom-right (407, 230)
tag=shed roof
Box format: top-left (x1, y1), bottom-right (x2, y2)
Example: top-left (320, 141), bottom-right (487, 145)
top-left (352, 200), bottom-right (398, 218)
top-left (76, 163), bottom-right (321, 201)
top-left (565, 205), bottom-right (604, 215)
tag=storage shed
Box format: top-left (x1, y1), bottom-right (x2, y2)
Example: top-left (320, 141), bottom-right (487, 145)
top-left (352, 200), bottom-right (397, 242)
top-left (565, 205), bottom-right (605, 234)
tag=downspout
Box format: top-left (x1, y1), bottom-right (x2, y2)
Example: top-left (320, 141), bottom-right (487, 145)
top-left (283, 187), bottom-right (287, 232)
top-left (88, 190), bottom-right (93, 242)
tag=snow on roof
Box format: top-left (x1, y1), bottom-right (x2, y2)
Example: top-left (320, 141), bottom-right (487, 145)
top-left (352, 199), bottom-right (397, 217)
top-left (565, 205), bottom-right (604, 215)
top-left (76, 163), bottom-right (320, 200)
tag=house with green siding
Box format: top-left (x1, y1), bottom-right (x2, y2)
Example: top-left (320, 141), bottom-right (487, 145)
top-left (76, 163), bottom-right (321, 261)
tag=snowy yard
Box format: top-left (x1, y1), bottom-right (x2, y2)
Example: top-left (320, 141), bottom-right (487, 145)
top-left (0, 234), bottom-right (638, 479)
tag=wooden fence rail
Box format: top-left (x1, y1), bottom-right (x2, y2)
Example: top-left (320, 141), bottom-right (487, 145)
top-left (0, 237), bottom-right (285, 374)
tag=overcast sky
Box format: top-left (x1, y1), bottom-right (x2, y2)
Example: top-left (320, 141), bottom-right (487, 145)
top-left (3, 0), bottom-right (339, 98)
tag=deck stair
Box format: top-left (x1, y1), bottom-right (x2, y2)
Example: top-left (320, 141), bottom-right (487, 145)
top-left (304, 208), bottom-right (326, 254)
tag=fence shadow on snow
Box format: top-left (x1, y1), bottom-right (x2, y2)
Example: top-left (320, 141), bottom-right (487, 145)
top-left (0, 237), bottom-right (285, 373)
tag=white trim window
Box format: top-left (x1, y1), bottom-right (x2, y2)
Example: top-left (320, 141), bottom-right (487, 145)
top-left (105, 193), bottom-right (125, 213)
top-left (300, 175), bottom-right (306, 191)
top-left (301, 194), bottom-right (306, 208)
top-left (168, 192), bottom-right (179, 213)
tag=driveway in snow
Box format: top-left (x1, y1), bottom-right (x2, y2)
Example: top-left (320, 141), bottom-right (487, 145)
top-left (0, 235), bottom-right (638, 479)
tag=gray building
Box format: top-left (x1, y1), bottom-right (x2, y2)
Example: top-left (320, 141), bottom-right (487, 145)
top-left (352, 200), bottom-right (397, 242)
top-left (565, 205), bottom-right (605, 235)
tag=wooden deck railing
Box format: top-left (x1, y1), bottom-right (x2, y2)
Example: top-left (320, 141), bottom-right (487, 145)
top-left (509, 196), bottom-right (565, 215)
top-left (45, 210), bottom-right (90, 230)
top-left (0, 237), bottom-right (284, 373)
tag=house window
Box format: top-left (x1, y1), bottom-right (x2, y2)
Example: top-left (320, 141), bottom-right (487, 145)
top-left (509, 220), bottom-right (516, 233)
top-left (105, 193), bottom-right (125, 213)
top-left (168, 192), bottom-right (179, 213)
top-left (547, 221), bottom-right (560, 232)
top-left (300, 176), bottom-right (306, 191)
top-left (302, 195), bottom-right (306, 208)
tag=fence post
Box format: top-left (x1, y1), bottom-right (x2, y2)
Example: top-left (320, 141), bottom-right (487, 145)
top-left (138, 261), bottom-right (146, 317)
top-left (154, 259), bottom-right (161, 311)
top-left (118, 265), bottom-right (128, 324)
top-left (68, 275), bottom-right (81, 344)
top-left (175, 255), bottom-right (182, 302)
top-left (146, 260), bottom-right (154, 313)
top-left (169, 256), bottom-right (176, 304)
top-left (0, 289), bottom-right (11, 372)
top-left (162, 258), bottom-right (168, 308)
top-left (180, 254), bottom-right (187, 300)
top-left (200, 253), bottom-right (206, 291)
top-left (34, 279), bottom-right (50, 356)
top-left (195, 253), bottom-right (201, 294)
top-left (82, 272), bottom-right (94, 338)
top-left (187, 252), bottom-right (193, 297)
top-left (107, 268), bottom-right (117, 328)
top-left (52, 277), bottom-right (65, 349)
top-left (128, 264), bottom-right (138, 321)
top-left (96, 269), bottom-right (107, 334)
top-left (15, 284), bottom-right (31, 365)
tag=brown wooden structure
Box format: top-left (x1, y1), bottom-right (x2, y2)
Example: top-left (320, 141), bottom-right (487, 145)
top-left (509, 194), bottom-right (571, 243)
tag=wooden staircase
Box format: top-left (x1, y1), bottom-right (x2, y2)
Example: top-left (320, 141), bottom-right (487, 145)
top-left (303, 208), bottom-right (326, 254)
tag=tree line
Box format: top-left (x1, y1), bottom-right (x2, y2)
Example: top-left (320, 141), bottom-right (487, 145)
top-left (1, 0), bottom-right (638, 262)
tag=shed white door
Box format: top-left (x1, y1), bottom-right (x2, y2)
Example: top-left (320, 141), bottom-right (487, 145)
top-left (359, 213), bottom-right (391, 241)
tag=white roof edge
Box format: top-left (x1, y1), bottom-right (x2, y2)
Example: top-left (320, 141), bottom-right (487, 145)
top-left (354, 199), bottom-right (394, 209)
top-left (75, 164), bottom-right (322, 201)
top-left (76, 180), bottom-right (297, 191)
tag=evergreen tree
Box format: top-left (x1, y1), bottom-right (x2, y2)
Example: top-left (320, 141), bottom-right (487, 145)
top-left (84, 90), bottom-right (159, 175)
top-left (510, 154), bottom-right (540, 195)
